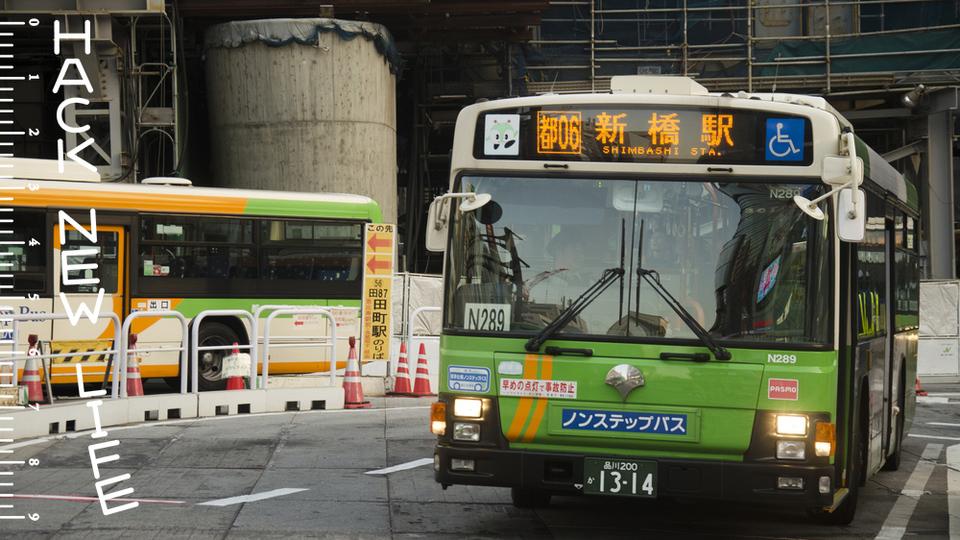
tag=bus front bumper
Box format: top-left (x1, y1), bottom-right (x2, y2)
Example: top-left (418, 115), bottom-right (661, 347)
top-left (435, 444), bottom-right (835, 507)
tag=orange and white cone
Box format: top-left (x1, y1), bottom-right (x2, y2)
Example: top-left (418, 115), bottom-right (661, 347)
top-left (388, 341), bottom-right (413, 396)
top-left (125, 333), bottom-right (144, 397)
top-left (343, 336), bottom-right (370, 409)
top-left (22, 334), bottom-right (43, 403)
top-left (916, 376), bottom-right (928, 397)
top-left (226, 342), bottom-right (245, 390)
top-left (412, 342), bottom-right (435, 397)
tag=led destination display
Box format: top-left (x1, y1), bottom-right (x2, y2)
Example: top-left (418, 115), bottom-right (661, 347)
top-left (475, 106), bottom-right (814, 166)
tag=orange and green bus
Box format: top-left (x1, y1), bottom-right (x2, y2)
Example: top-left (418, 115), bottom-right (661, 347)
top-left (4, 158), bottom-right (381, 390)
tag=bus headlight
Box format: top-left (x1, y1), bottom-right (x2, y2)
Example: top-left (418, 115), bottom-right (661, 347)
top-left (453, 398), bottom-right (482, 418)
top-left (453, 422), bottom-right (481, 442)
top-left (775, 414), bottom-right (808, 436)
top-left (776, 440), bottom-right (806, 460)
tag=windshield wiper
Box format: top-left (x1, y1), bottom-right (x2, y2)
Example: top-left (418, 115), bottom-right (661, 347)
top-left (637, 268), bottom-right (732, 361)
top-left (524, 266), bottom-right (624, 352)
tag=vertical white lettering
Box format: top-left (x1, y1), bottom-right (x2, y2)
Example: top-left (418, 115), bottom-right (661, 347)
top-left (84, 398), bottom-right (108, 439)
top-left (58, 290), bottom-right (105, 326)
top-left (58, 209), bottom-right (98, 244)
top-left (87, 439), bottom-right (120, 479)
top-left (61, 248), bottom-right (100, 285)
top-left (53, 19), bottom-right (91, 55)
top-left (94, 474), bottom-right (139, 515)
top-left (57, 137), bottom-right (97, 173)
top-left (52, 58), bottom-right (93, 94)
top-left (75, 364), bottom-right (107, 398)
top-left (56, 97), bottom-right (90, 134)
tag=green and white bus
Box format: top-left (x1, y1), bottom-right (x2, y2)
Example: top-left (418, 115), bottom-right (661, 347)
top-left (426, 76), bottom-right (919, 523)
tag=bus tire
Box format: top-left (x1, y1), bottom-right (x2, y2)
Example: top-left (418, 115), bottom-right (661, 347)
top-left (196, 321), bottom-right (240, 391)
top-left (882, 367), bottom-right (907, 471)
top-left (809, 392), bottom-right (867, 525)
top-left (511, 487), bottom-right (551, 508)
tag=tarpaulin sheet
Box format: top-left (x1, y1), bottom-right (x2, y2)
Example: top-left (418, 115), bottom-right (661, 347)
top-left (920, 280), bottom-right (960, 337)
top-left (204, 18), bottom-right (401, 74)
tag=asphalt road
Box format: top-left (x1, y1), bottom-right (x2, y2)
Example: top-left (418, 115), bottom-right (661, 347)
top-left (1, 388), bottom-right (956, 539)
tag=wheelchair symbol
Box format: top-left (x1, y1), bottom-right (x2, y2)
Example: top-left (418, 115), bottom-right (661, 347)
top-left (768, 122), bottom-right (800, 158)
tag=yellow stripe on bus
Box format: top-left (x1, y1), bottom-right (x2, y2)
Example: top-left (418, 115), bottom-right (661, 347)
top-left (506, 354), bottom-right (539, 442)
top-left (522, 354), bottom-right (553, 442)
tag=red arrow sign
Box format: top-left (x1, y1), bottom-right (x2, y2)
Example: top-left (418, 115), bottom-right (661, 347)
top-left (366, 255), bottom-right (391, 273)
top-left (367, 233), bottom-right (392, 251)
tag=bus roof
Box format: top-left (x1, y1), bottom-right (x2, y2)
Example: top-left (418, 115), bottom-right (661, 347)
top-left (1, 161), bottom-right (381, 221)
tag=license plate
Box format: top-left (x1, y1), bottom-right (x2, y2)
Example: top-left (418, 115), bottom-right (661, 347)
top-left (583, 458), bottom-right (656, 498)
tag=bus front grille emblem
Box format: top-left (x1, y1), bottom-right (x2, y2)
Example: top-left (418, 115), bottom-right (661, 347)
top-left (605, 364), bottom-right (644, 401)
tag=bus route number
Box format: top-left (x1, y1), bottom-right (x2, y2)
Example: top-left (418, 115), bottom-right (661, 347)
top-left (767, 353), bottom-right (797, 364)
top-left (465, 303), bottom-right (511, 332)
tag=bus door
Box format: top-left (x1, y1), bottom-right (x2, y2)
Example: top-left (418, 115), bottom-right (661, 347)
top-left (51, 224), bottom-right (126, 383)
top-left (882, 218), bottom-right (896, 459)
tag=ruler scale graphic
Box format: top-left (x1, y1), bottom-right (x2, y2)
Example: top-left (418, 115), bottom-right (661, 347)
top-left (0, 17), bottom-right (41, 525)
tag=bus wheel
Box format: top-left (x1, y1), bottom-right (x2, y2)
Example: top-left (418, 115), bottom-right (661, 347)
top-left (882, 368), bottom-right (906, 471)
top-left (196, 322), bottom-right (239, 391)
top-left (511, 487), bottom-right (551, 508)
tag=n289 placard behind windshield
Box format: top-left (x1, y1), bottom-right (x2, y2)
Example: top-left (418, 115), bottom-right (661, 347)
top-left (473, 106), bottom-right (813, 166)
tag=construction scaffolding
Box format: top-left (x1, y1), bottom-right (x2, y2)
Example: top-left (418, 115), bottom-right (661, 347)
top-left (523, 0), bottom-right (960, 95)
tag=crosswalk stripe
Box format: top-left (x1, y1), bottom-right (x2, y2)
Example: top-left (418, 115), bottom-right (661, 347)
top-left (875, 443), bottom-right (943, 540)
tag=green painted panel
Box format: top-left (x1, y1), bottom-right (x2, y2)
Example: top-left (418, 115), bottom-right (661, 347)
top-left (243, 198), bottom-right (382, 221)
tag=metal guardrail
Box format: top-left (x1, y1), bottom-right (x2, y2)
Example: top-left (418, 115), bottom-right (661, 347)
top-left (190, 309), bottom-right (257, 394)
top-left (258, 307), bottom-right (337, 387)
top-left (119, 310), bottom-right (188, 397)
top-left (1, 312), bottom-right (122, 401)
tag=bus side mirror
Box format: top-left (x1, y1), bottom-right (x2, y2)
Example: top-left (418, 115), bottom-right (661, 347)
top-left (425, 197), bottom-right (450, 252)
top-left (837, 188), bottom-right (866, 243)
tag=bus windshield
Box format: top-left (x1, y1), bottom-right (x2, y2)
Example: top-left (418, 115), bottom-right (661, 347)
top-left (444, 175), bottom-right (833, 346)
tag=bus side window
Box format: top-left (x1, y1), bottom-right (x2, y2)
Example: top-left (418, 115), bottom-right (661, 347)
top-left (11, 211), bottom-right (45, 294)
top-left (856, 194), bottom-right (886, 338)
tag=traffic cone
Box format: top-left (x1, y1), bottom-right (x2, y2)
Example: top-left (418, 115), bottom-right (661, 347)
top-left (916, 376), bottom-right (928, 397)
top-left (125, 333), bottom-right (144, 397)
top-left (412, 342), bottom-right (435, 397)
top-left (225, 342), bottom-right (245, 390)
top-left (343, 336), bottom-right (371, 409)
top-left (22, 334), bottom-right (43, 403)
top-left (388, 341), bottom-right (413, 396)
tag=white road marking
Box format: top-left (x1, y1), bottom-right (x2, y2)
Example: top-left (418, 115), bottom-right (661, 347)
top-left (928, 422), bottom-right (960, 428)
top-left (0, 405), bottom-right (431, 452)
top-left (948, 444), bottom-right (960, 540)
top-left (927, 393), bottom-right (960, 397)
top-left (875, 443), bottom-right (943, 540)
top-left (918, 396), bottom-right (951, 404)
top-left (909, 434), bottom-right (960, 442)
top-left (10, 493), bottom-right (185, 504)
top-left (365, 458), bottom-right (434, 475)
top-left (197, 488), bottom-right (308, 507)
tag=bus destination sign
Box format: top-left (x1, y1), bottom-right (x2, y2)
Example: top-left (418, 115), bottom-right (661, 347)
top-left (476, 106), bottom-right (813, 166)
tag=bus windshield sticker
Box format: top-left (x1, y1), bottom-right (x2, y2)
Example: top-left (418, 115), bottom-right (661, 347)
top-left (561, 409), bottom-right (687, 435)
top-left (756, 255), bottom-right (781, 303)
top-left (767, 378), bottom-right (799, 400)
top-left (448, 365), bottom-right (490, 393)
top-left (483, 114), bottom-right (520, 156)
top-left (464, 303), bottom-right (511, 332)
top-left (497, 360), bottom-right (523, 376)
top-left (765, 118), bottom-right (805, 162)
top-left (500, 378), bottom-right (578, 399)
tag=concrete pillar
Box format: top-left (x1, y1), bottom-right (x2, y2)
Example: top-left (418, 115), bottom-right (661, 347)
top-left (926, 109), bottom-right (956, 278)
